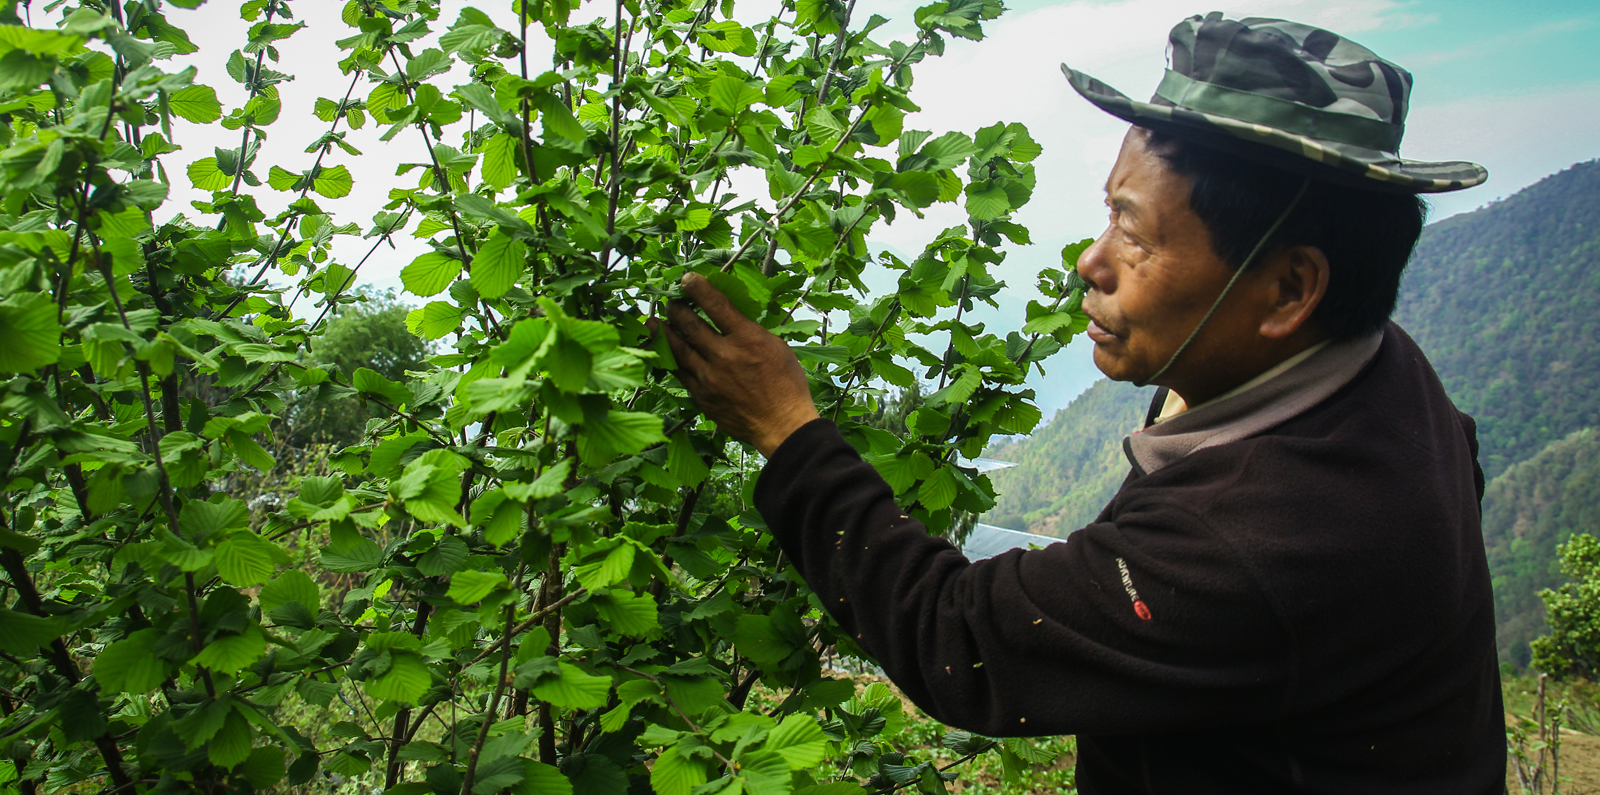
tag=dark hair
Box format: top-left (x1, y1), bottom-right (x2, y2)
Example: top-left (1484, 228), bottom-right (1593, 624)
top-left (1143, 129), bottom-right (1427, 340)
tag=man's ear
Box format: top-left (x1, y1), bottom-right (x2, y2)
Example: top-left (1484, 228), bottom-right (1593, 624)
top-left (1258, 244), bottom-right (1329, 340)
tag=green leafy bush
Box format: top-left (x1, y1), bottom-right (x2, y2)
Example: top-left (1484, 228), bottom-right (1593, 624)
top-left (0, 0), bottom-right (1090, 793)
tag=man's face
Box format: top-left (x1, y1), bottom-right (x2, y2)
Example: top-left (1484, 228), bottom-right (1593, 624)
top-left (1078, 128), bottom-right (1243, 388)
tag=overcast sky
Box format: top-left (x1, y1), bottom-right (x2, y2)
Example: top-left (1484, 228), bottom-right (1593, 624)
top-left (148, 0), bottom-right (1600, 417)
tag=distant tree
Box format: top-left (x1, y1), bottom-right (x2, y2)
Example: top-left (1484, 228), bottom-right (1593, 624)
top-left (1532, 533), bottom-right (1600, 678)
top-left (282, 290), bottom-right (431, 446)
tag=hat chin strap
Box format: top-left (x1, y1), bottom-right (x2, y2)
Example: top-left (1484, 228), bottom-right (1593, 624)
top-left (1134, 177), bottom-right (1313, 389)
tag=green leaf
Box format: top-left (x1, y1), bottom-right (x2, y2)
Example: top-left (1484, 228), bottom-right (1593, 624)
top-left (964, 183), bottom-right (1009, 220)
top-left (573, 542), bottom-right (635, 590)
top-left (208, 709), bottom-right (254, 770)
top-left (917, 467), bottom-right (959, 512)
top-left (1021, 311), bottom-right (1074, 335)
top-left (665, 432), bottom-right (709, 488)
top-left (416, 535), bottom-right (469, 576)
top-left (511, 761), bottom-right (572, 795)
top-left (591, 590), bottom-right (659, 636)
top-left (650, 747), bottom-right (706, 795)
top-left (0, 609), bottom-right (58, 657)
top-left (481, 133), bottom-right (518, 190)
top-left (766, 713), bottom-right (829, 769)
top-left (187, 157), bottom-right (231, 190)
top-left (195, 627), bottom-right (268, 673)
top-left (401, 251), bottom-right (463, 297)
top-left (96, 628), bottom-right (171, 693)
top-left (352, 367), bottom-right (413, 406)
top-left (259, 569), bottom-right (320, 612)
top-left (503, 459), bottom-right (571, 501)
top-left (365, 652), bottom-right (430, 704)
top-left (735, 750), bottom-right (790, 795)
top-left (313, 164), bottom-right (354, 198)
top-left (576, 411), bottom-right (666, 463)
top-left (418, 301), bottom-right (463, 340)
top-left (529, 662), bottom-right (610, 710)
top-left (239, 746), bottom-right (288, 789)
top-left (447, 570), bottom-right (508, 604)
top-left (0, 293), bottom-right (61, 373)
top-left (215, 532), bottom-right (280, 586)
top-left (267, 165), bottom-right (300, 191)
top-left (888, 171), bottom-right (939, 208)
top-left (471, 233), bottom-right (525, 299)
top-left (707, 75), bottom-right (763, 116)
top-left (168, 84), bottom-right (222, 123)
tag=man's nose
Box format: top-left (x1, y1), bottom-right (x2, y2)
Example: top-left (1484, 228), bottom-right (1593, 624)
top-left (1076, 225), bottom-right (1117, 294)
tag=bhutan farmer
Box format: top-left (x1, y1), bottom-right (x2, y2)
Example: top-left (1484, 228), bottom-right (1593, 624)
top-left (651, 14), bottom-right (1501, 794)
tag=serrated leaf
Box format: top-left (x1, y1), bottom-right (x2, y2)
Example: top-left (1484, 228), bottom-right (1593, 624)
top-left (95, 628), bottom-right (171, 693)
top-left (194, 628), bottom-right (267, 673)
top-left (576, 411), bottom-right (666, 463)
top-left (766, 713), bottom-right (829, 769)
top-left (481, 132), bottom-right (518, 190)
top-left (590, 590), bottom-right (658, 636)
top-left (917, 467), bottom-right (959, 512)
top-left (416, 535), bottom-right (469, 576)
top-left (169, 84), bottom-right (222, 123)
top-left (187, 156), bottom-right (230, 190)
top-left (365, 652), bottom-right (430, 704)
top-left (650, 747), bottom-right (706, 795)
top-left (0, 609), bottom-right (57, 657)
top-left (707, 75), bottom-right (763, 116)
top-left (401, 251), bottom-right (463, 297)
top-left (208, 709), bottom-right (253, 770)
top-left (215, 532), bottom-right (279, 586)
top-left (447, 570), bottom-right (507, 604)
top-left (313, 164), bottom-right (353, 198)
top-left (0, 294), bottom-right (62, 373)
top-left (471, 232), bottom-right (524, 299)
top-left (665, 432), bottom-right (708, 488)
top-left (418, 301), bottom-right (463, 340)
top-left (529, 662), bottom-right (610, 710)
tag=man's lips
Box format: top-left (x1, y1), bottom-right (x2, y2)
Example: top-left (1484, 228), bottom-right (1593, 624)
top-left (1084, 309), bottom-right (1118, 343)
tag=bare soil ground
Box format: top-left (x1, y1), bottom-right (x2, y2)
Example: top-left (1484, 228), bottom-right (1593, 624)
top-left (1507, 717), bottom-right (1600, 794)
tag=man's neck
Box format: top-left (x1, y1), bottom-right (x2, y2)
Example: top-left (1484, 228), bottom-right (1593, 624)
top-left (1165, 329), bottom-right (1332, 409)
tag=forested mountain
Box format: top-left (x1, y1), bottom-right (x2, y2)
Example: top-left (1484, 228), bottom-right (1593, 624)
top-left (1484, 428), bottom-right (1600, 665)
top-left (985, 380), bottom-right (1154, 535)
top-left (1394, 159), bottom-right (1600, 479)
top-left (985, 157), bottom-right (1600, 542)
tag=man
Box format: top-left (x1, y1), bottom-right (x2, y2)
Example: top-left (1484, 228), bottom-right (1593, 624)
top-left (654, 14), bottom-right (1503, 794)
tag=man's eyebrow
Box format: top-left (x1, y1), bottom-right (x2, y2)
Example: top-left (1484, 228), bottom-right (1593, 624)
top-left (1107, 194), bottom-right (1137, 218)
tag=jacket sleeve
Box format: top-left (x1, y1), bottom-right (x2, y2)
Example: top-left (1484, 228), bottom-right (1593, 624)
top-left (753, 419), bottom-right (1293, 737)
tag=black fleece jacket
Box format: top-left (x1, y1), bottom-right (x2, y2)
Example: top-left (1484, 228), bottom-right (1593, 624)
top-left (752, 324), bottom-right (1504, 794)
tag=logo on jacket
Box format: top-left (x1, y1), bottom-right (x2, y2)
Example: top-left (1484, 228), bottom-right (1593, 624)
top-left (1116, 557), bottom-right (1152, 621)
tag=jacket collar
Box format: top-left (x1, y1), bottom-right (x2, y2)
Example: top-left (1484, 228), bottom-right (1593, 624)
top-left (1124, 331), bottom-right (1385, 476)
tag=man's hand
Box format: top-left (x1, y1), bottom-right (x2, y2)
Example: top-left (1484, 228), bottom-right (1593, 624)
top-left (648, 273), bottom-right (820, 458)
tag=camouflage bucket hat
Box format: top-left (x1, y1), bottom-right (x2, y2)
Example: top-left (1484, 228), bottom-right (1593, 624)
top-left (1060, 13), bottom-right (1488, 193)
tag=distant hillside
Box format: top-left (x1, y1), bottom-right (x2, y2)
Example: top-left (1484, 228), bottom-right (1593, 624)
top-left (1394, 159), bottom-right (1600, 478)
top-left (985, 379), bottom-right (1153, 536)
top-left (984, 158), bottom-right (1600, 551)
top-left (1484, 428), bottom-right (1600, 666)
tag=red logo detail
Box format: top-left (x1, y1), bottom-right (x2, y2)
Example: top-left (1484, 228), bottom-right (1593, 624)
top-left (1133, 600), bottom-right (1152, 621)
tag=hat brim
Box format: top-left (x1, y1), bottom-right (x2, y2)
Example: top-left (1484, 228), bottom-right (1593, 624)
top-left (1061, 64), bottom-right (1487, 194)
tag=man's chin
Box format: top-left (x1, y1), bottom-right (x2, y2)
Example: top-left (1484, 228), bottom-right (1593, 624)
top-left (1091, 344), bottom-right (1149, 385)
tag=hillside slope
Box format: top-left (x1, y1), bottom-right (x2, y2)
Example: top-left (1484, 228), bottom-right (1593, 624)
top-left (1484, 428), bottom-right (1600, 665)
top-left (985, 379), bottom-right (1153, 536)
top-left (1394, 159), bottom-right (1600, 478)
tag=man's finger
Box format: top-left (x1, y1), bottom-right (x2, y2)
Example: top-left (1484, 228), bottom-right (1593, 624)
top-left (681, 272), bottom-right (755, 336)
top-left (666, 299), bottom-right (723, 355)
top-left (661, 322), bottom-right (710, 380)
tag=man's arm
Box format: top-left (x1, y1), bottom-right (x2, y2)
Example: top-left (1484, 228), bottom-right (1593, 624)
top-left (656, 274), bottom-right (1291, 735)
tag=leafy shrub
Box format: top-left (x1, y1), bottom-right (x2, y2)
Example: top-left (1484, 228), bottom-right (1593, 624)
top-left (0, 0), bottom-right (1091, 793)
